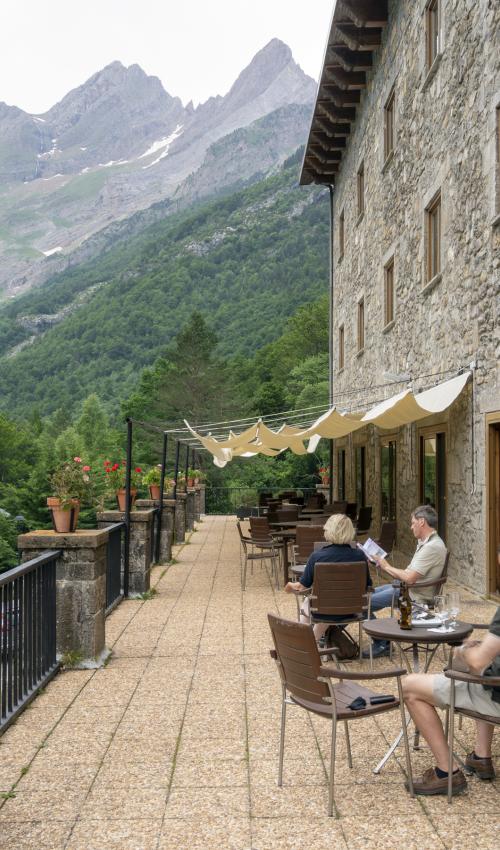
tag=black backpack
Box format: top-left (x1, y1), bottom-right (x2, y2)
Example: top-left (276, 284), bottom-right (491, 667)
top-left (323, 625), bottom-right (359, 660)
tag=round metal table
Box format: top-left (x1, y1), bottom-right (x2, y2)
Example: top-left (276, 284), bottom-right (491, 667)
top-left (362, 617), bottom-right (473, 773)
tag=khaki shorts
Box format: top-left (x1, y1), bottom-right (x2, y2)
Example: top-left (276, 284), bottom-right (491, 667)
top-left (433, 672), bottom-right (500, 718)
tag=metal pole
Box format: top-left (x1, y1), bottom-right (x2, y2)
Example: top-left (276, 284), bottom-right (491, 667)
top-left (155, 432), bottom-right (168, 564)
top-left (173, 440), bottom-right (181, 499)
top-left (328, 185), bottom-right (335, 506)
top-left (184, 444), bottom-right (190, 493)
top-left (123, 418), bottom-right (133, 597)
top-left (329, 439), bottom-right (334, 504)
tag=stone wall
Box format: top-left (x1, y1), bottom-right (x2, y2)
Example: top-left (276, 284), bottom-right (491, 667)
top-left (327, 0), bottom-right (500, 593)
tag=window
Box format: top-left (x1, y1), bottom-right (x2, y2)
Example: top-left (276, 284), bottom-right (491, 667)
top-left (338, 325), bottom-right (344, 370)
top-left (337, 449), bottom-right (346, 500)
top-left (357, 298), bottom-right (365, 352)
top-left (357, 161), bottom-right (365, 219)
top-left (384, 88), bottom-right (395, 161)
top-left (419, 429), bottom-right (446, 540)
top-left (355, 446), bottom-right (366, 509)
top-left (384, 257), bottom-right (395, 325)
top-left (339, 208), bottom-right (345, 258)
top-left (380, 439), bottom-right (396, 520)
top-left (426, 0), bottom-right (440, 70)
top-left (426, 191), bottom-right (441, 282)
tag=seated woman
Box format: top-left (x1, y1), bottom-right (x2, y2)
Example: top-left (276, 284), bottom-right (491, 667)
top-left (284, 513), bottom-right (371, 641)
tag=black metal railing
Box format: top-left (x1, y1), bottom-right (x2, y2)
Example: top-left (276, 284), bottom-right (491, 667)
top-left (150, 507), bottom-right (160, 565)
top-left (205, 487), bottom-right (318, 515)
top-left (105, 523), bottom-right (125, 612)
top-left (0, 550), bottom-right (60, 734)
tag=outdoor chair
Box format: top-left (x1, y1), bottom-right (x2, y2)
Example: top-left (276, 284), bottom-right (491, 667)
top-left (375, 520), bottom-right (397, 561)
top-left (324, 501), bottom-right (348, 515)
top-left (291, 526), bottom-right (324, 572)
top-left (267, 613), bottom-right (414, 815)
top-left (346, 502), bottom-right (358, 522)
top-left (292, 561), bottom-right (372, 658)
top-left (238, 520), bottom-right (279, 591)
top-left (390, 550), bottom-right (450, 616)
top-left (305, 494), bottom-right (323, 510)
top-left (444, 622), bottom-right (500, 803)
top-left (355, 506), bottom-right (372, 536)
top-left (276, 506), bottom-right (299, 522)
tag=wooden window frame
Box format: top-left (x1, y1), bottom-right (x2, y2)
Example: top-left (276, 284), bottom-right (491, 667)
top-left (426, 0), bottom-right (440, 71)
top-left (384, 257), bottom-right (395, 326)
top-left (339, 208), bottom-right (345, 259)
top-left (418, 423), bottom-right (448, 541)
top-left (357, 298), bottom-right (365, 353)
top-left (357, 161), bottom-right (365, 220)
top-left (384, 88), bottom-right (395, 162)
top-left (426, 190), bottom-right (441, 283)
top-left (338, 325), bottom-right (345, 371)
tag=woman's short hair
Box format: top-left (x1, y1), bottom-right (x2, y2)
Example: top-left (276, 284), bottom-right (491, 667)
top-left (323, 513), bottom-right (355, 545)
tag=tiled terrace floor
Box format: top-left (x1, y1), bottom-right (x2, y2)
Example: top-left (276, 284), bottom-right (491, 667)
top-left (0, 515), bottom-right (499, 849)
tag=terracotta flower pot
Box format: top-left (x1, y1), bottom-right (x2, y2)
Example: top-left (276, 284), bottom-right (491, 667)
top-left (187, 478), bottom-right (195, 488)
top-left (47, 497), bottom-right (80, 533)
top-left (115, 488), bottom-right (137, 511)
top-left (149, 484), bottom-right (161, 500)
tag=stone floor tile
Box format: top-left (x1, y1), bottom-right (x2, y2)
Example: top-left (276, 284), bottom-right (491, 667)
top-left (80, 786), bottom-right (167, 820)
top-left (340, 814), bottom-right (440, 849)
top-left (433, 813), bottom-right (500, 850)
top-left (66, 817), bottom-right (162, 850)
top-left (164, 786), bottom-right (250, 818)
top-left (251, 816), bottom-right (348, 850)
top-left (172, 756), bottom-right (248, 787)
top-left (158, 816), bottom-right (251, 850)
top-left (95, 761), bottom-right (173, 788)
top-left (0, 820), bottom-right (73, 850)
top-left (0, 788), bottom-right (87, 821)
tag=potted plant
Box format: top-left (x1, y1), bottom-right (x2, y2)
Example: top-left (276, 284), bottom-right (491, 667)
top-left (47, 457), bottom-right (93, 532)
top-left (104, 460), bottom-right (142, 510)
top-left (142, 465), bottom-right (162, 500)
top-left (187, 468), bottom-right (199, 488)
top-left (318, 466), bottom-right (331, 486)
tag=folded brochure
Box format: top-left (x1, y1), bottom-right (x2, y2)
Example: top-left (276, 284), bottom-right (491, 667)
top-left (356, 537), bottom-right (387, 560)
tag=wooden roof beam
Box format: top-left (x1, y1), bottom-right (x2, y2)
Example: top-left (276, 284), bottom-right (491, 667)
top-left (316, 102), bottom-right (355, 123)
top-left (326, 68), bottom-right (367, 90)
top-left (314, 123), bottom-right (347, 147)
top-left (337, 0), bottom-right (388, 28)
top-left (310, 146), bottom-right (342, 164)
top-left (326, 49), bottom-right (373, 72)
top-left (332, 23), bottom-right (383, 50)
top-left (320, 83), bottom-right (361, 106)
top-left (316, 107), bottom-right (352, 134)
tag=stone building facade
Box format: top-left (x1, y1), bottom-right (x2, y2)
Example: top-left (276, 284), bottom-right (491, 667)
top-left (301, 0), bottom-right (500, 595)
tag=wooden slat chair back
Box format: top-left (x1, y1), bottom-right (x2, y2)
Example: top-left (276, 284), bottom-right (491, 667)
top-left (241, 518), bottom-right (280, 590)
top-left (249, 515), bottom-right (272, 542)
top-left (324, 501), bottom-right (348, 515)
top-left (355, 505), bottom-right (372, 535)
top-left (276, 506), bottom-right (299, 522)
top-left (375, 521), bottom-right (397, 558)
top-left (346, 502), bottom-right (358, 521)
top-left (296, 526), bottom-right (324, 562)
top-left (267, 613), bottom-right (414, 815)
top-left (310, 561), bottom-right (367, 618)
top-left (305, 494), bottom-right (323, 510)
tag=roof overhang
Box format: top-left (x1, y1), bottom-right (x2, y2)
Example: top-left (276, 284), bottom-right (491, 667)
top-left (300, 0), bottom-right (389, 187)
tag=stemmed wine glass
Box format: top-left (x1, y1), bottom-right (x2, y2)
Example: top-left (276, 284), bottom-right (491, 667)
top-left (446, 591), bottom-right (460, 629)
top-left (434, 595), bottom-right (451, 633)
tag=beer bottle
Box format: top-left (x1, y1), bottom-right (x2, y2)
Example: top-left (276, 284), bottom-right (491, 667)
top-left (399, 582), bottom-right (412, 630)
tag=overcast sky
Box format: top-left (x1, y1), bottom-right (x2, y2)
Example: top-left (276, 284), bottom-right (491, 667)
top-left (0, 0), bottom-right (333, 114)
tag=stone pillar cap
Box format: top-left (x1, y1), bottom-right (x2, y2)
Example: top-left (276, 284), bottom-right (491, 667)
top-left (18, 528), bottom-right (110, 549)
top-left (96, 509), bottom-right (156, 523)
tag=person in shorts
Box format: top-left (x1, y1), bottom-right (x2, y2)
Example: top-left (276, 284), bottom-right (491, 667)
top-left (402, 604), bottom-right (500, 795)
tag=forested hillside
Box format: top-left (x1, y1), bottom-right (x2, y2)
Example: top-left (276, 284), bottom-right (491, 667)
top-left (0, 152), bottom-right (329, 420)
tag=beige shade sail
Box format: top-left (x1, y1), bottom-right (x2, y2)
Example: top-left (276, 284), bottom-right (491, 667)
top-left (184, 371), bottom-right (470, 466)
top-left (360, 371), bottom-right (471, 430)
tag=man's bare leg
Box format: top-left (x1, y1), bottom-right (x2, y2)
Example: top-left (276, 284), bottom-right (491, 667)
top-left (474, 720), bottom-right (494, 758)
top-left (403, 673), bottom-right (458, 772)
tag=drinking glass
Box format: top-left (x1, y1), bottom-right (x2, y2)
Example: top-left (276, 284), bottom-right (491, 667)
top-left (434, 595), bottom-right (451, 632)
top-left (446, 591), bottom-right (460, 628)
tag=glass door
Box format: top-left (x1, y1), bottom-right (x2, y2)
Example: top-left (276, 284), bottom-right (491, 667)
top-left (381, 439), bottom-right (396, 520)
top-left (420, 431), bottom-right (446, 540)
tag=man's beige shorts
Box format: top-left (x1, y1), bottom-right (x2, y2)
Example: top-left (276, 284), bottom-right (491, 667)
top-left (433, 673), bottom-right (500, 717)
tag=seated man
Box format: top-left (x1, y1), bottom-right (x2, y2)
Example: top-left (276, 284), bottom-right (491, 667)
top-left (402, 605), bottom-right (500, 795)
top-left (363, 504), bottom-right (447, 657)
top-left (284, 513), bottom-right (370, 642)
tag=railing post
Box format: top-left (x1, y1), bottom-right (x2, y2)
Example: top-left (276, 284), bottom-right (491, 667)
top-left (97, 510), bottom-right (154, 595)
top-left (173, 440), bottom-right (180, 499)
top-left (18, 530), bottom-right (110, 666)
top-left (155, 431), bottom-right (168, 563)
top-left (123, 418), bottom-right (133, 597)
